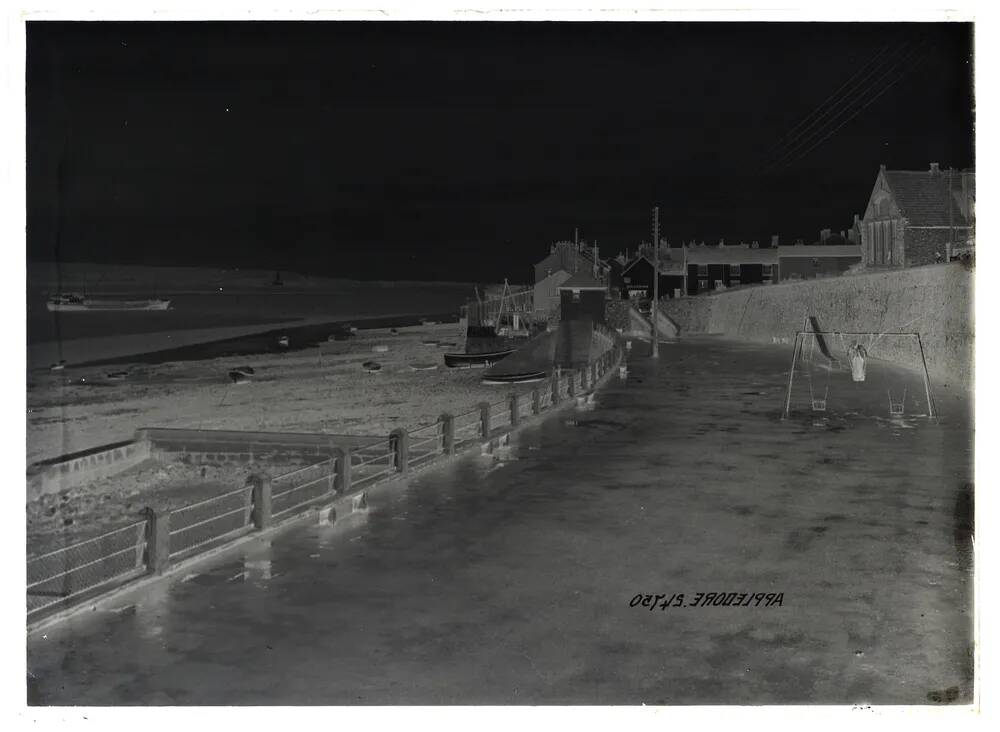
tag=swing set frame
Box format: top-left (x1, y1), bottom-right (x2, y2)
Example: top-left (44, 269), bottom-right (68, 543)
top-left (781, 330), bottom-right (936, 420)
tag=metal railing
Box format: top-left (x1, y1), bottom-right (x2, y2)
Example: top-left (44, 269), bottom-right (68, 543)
top-left (408, 422), bottom-right (444, 469)
top-left (27, 520), bottom-right (147, 618)
top-left (168, 485), bottom-right (253, 559)
top-left (352, 446), bottom-right (397, 489)
top-left (539, 389), bottom-right (553, 410)
top-left (490, 399), bottom-right (511, 429)
top-left (27, 330), bottom-right (626, 624)
top-left (453, 408), bottom-right (483, 446)
top-left (272, 458), bottom-right (337, 519)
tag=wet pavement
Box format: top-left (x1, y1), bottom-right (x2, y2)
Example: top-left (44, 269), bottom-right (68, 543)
top-left (27, 337), bottom-right (974, 705)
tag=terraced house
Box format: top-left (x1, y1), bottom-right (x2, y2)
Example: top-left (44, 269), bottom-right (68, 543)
top-left (861, 163), bottom-right (975, 267)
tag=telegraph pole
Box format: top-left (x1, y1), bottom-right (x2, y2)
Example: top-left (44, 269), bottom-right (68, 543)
top-left (652, 206), bottom-right (660, 358)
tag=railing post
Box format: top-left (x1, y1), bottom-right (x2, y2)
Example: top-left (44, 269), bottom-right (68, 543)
top-left (509, 392), bottom-right (520, 427)
top-left (143, 508), bottom-right (170, 575)
top-left (250, 475), bottom-right (272, 530)
top-left (592, 361), bottom-right (598, 384)
top-left (326, 454), bottom-right (336, 494)
top-left (581, 366), bottom-right (589, 392)
top-left (439, 413), bottom-right (455, 455)
top-left (532, 387), bottom-right (541, 415)
top-left (389, 428), bottom-right (409, 475)
top-left (478, 401), bottom-right (491, 438)
top-left (551, 372), bottom-right (561, 405)
top-left (336, 447), bottom-right (352, 494)
top-left (568, 371), bottom-right (577, 398)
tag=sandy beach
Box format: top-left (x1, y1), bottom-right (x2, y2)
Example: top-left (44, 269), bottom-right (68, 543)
top-left (26, 323), bottom-right (547, 555)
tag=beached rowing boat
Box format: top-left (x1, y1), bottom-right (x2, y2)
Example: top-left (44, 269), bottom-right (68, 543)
top-left (443, 348), bottom-right (515, 368)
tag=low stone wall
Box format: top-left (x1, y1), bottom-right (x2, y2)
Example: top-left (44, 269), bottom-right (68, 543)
top-left (27, 439), bottom-right (152, 501)
top-left (660, 263), bottom-right (973, 386)
top-left (26, 428), bottom-right (392, 501)
top-left (137, 427), bottom-right (387, 465)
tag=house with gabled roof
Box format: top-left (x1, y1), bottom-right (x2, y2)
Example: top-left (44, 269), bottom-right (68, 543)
top-left (533, 240), bottom-right (613, 317)
top-left (621, 248), bottom-right (687, 300)
top-left (861, 163), bottom-right (975, 267)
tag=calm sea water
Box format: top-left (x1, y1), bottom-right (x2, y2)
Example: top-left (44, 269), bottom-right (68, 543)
top-left (27, 287), bottom-right (470, 345)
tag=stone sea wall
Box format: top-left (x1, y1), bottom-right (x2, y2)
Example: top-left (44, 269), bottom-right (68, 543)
top-left (660, 263), bottom-right (973, 387)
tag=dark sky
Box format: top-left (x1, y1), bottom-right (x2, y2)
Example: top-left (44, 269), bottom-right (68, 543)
top-left (26, 22), bottom-right (974, 282)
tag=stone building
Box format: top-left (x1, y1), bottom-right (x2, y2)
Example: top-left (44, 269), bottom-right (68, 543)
top-left (533, 241), bottom-right (612, 318)
top-left (861, 163), bottom-right (975, 267)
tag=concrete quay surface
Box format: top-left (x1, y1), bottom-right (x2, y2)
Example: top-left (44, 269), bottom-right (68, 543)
top-left (27, 337), bottom-right (973, 705)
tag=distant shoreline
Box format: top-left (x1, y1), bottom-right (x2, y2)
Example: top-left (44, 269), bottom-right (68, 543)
top-left (26, 260), bottom-right (499, 292)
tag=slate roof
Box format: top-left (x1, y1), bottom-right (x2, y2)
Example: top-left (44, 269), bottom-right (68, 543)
top-left (622, 254), bottom-right (686, 275)
top-left (777, 244), bottom-right (862, 258)
top-left (883, 170), bottom-right (974, 227)
top-left (558, 271), bottom-right (608, 289)
top-left (684, 247), bottom-right (779, 265)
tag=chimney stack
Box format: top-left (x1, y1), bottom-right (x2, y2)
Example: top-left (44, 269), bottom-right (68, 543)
top-left (771, 234), bottom-right (779, 248)
top-left (820, 228), bottom-right (831, 242)
top-left (930, 162), bottom-right (941, 174)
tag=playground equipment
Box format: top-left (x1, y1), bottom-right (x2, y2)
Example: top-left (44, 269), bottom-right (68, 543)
top-left (781, 322), bottom-right (935, 420)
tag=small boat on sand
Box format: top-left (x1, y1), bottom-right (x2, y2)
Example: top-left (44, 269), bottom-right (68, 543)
top-left (443, 349), bottom-right (515, 369)
top-left (481, 370), bottom-right (547, 385)
top-left (362, 360), bottom-right (382, 372)
top-left (278, 335), bottom-right (290, 347)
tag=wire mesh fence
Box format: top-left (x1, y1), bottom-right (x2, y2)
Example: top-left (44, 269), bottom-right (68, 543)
top-left (272, 458), bottom-right (337, 519)
top-left (27, 520), bottom-right (147, 617)
top-left (168, 485), bottom-right (253, 559)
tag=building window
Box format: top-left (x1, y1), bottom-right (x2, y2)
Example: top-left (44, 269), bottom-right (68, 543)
top-left (729, 264), bottom-right (741, 277)
top-left (697, 264), bottom-right (709, 276)
top-left (762, 264), bottom-right (773, 278)
top-left (572, 290), bottom-right (580, 303)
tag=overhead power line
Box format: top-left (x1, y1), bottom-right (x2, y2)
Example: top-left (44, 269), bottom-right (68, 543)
top-left (767, 41), bottom-right (934, 173)
top-left (764, 42), bottom-right (894, 156)
top-left (763, 42), bottom-right (917, 171)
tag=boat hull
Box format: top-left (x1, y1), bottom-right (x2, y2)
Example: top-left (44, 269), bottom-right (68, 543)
top-left (47, 299), bottom-right (172, 312)
top-left (443, 349), bottom-right (515, 368)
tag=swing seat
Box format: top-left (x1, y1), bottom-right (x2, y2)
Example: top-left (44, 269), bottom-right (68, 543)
top-left (850, 356), bottom-right (867, 382)
top-left (887, 388), bottom-right (907, 417)
top-left (811, 398), bottom-right (827, 412)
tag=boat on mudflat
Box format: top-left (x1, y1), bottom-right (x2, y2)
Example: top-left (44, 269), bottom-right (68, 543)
top-left (46, 294), bottom-right (172, 312)
top-left (443, 348), bottom-right (515, 369)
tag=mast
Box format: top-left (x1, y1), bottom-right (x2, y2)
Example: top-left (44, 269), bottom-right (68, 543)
top-left (948, 167), bottom-right (954, 261)
top-left (652, 206), bottom-right (660, 359)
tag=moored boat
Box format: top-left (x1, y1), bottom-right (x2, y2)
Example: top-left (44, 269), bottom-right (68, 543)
top-left (46, 294), bottom-right (172, 312)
